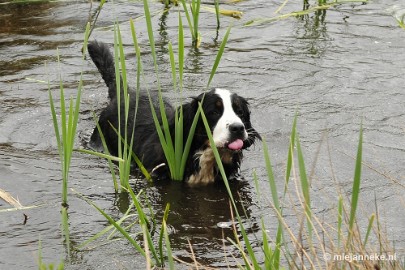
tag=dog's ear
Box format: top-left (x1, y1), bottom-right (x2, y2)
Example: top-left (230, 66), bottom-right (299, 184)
top-left (193, 92), bottom-right (206, 103)
top-left (243, 126), bottom-right (261, 149)
top-left (241, 99), bottom-right (261, 148)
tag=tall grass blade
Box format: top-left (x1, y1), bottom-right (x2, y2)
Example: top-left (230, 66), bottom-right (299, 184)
top-left (143, 0), bottom-right (178, 179)
top-left (113, 25), bottom-right (123, 164)
top-left (163, 219), bottom-right (175, 270)
top-left (78, 203), bottom-right (136, 249)
top-left (207, 25), bottom-right (231, 88)
top-left (347, 123), bottom-right (363, 248)
top-left (180, 0), bottom-right (195, 40)
top-left (127, 187), bottom-right (162, 266)
top-left (177, 13), bottom-right (200, 180)
top-left (262, 139), bottom-right (282, 268)
top-left (58, 75), bottom-right (68, 204)
top-left (142, 0), bottom-right (158, 75)
top-left (174, 108), bottom-right (183, 177)
top-left (158, 204), bottom-right (171, 266)
top-left (48, 86), bottom-right (61, 163)
top-left (178, 13), bottom-right (184, 92)
top-left (129, 18), bottom-right (142, 111)
top-left (262, 140), bottom-right (280, 212)
top-left (179, 109), bottom-right (200, 176)
top-left (75, 149), bottom-right (124, 163)
top-left (337, 195), bottom-right (343, 249)
top-left (168, 42), bottom-right (178, 91)
top-left (296, 134), bottom-right (313, 240)
top-left (261, 218), bottom-right (273, 269)
top-left (130, 19), bottom-right (153, 182)
top-left (49, 23), bottom-right (89, 259)
top-left (91, 113), bottom-right (119, 190)
top-left (114, 24), bottom-right (132, 190)
top-left (78, 190), bottom-right (147, 257)
top-left (198, 105), bottom-right (260, 269)
top-left (285, 113), bottom-right (297, 194)
top-left (108, 122), bottom-right (152, 181)
top-left (363, 213), bottom-right (375, 247)
top-left (192, 0), bottom-right (201, 47)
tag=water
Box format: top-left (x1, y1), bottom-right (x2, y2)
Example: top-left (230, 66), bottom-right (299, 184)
top-left (1, 0), bottom-right (404, 268)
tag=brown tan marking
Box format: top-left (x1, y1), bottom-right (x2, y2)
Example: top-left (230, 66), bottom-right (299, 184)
top-left (187, 148), bottom-right (235, 186)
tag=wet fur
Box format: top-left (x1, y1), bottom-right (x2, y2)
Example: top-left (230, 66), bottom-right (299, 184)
top-left (87, 41), bottom-right (260, 185)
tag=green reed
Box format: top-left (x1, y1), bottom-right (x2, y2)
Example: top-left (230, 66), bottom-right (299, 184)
top-left (245, 0), bottom-right (369, 26)
top-left (228, 119), bottom-right (402, 269)
top-left (180, 0), bottom-right (201, 47)
top-left (84, 21), bottom-right (150, 193)
top-left (142, 0), bottom-right (197, 181)
top-left (139, 0), bottom-right (230, 181)
top-left (197, 103), bottom-right (402, 269)
top-left (76, 185), bottom-right (171, 268)
top-left (113, 22), bottom-right (136, 191)
top-left (347, 122), bottom-right (363, 248)
top-left (48, 23), bottom-right (91, 257)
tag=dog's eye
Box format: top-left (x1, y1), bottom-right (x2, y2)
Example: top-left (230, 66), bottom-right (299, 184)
top-left (211, 110), bottom-right (220, 116)
top-left (236, 109), bottom-right (244, 116)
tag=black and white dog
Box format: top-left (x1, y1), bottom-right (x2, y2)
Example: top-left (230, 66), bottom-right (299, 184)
top-left (87, 41), bottom-right (260, 185)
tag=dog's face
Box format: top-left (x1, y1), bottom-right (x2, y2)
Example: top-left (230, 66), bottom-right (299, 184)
top-left (186, 88), bottom-right (260, 185)
top-left (196, 88), bottom-right (260, 151)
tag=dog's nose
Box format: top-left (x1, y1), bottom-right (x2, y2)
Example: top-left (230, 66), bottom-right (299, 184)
top-left (229, 123), bottom-right (245, 136)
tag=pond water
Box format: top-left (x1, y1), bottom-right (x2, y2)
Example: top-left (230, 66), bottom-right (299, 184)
top-left (1, 0), bottom-right (404, 269)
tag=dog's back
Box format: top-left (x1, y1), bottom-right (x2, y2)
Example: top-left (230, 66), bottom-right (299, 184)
top-left (87, 41), bottom-right (175, 172)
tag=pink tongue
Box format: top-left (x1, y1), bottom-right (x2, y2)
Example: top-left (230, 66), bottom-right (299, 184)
top-left (228, 139), bottom-right (244, 150)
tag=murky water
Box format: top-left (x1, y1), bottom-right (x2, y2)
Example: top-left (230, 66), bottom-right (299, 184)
top-left (1, 0), bottom-right (404, 268)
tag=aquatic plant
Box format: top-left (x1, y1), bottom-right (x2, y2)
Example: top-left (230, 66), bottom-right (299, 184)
top-left (245, 0), bottom-right (369, 26)
top-left (180, 0), bottom-right (201, 47)
top-left (137, 0), bottom-right (231, 181)
top-left (222, 120), bottom-right (403, 270)
top-left (142, 0), bottom-right (196, 181)
top-left (48, 23), bottom-right (91, 256)
top-left (75, 186), bottom-right (171, 268)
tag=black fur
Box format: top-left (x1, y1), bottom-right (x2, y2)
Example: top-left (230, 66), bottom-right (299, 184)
top-left (87, 41), bottom-right (260, 184)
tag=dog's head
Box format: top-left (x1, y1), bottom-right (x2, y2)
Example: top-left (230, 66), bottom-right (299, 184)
top-left (189, 88), bottom-right (261, 151)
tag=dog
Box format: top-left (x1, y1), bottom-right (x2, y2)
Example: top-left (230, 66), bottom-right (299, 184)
top-left (87, 41), bottom-right (260, 185)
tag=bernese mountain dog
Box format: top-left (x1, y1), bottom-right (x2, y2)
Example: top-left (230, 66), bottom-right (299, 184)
top-left (87, 41), bottom-right (260, 186)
